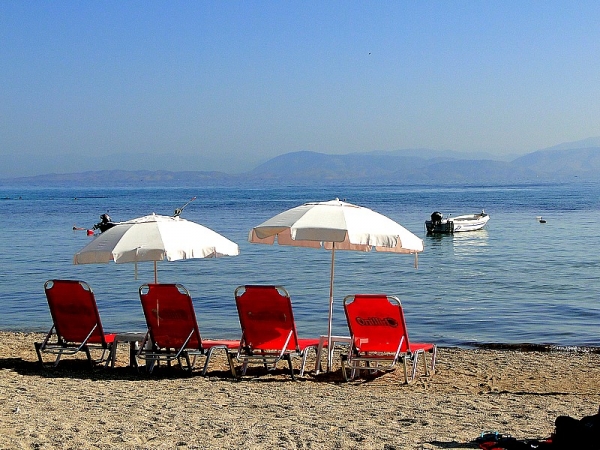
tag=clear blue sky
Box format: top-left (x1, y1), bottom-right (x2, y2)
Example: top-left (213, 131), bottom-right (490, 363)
top-left (2, 2), bottom-right (600, 177)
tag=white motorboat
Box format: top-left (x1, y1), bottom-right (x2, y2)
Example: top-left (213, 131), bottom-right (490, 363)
top-left (425, 210), bottom-right (490, 234)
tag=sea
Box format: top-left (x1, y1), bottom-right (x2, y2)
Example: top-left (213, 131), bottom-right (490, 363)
top-left (1, 181), bottom-right (599, 349)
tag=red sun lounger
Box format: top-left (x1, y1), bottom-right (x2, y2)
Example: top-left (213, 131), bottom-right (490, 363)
top-left (35, 280), bottom-right (116, 367)
top-left (138, 283), bottom-right (238, 374)
top-left (341, 294), bottom-right (437, 383)
top-left (232, 285), bottom-right (320, 380)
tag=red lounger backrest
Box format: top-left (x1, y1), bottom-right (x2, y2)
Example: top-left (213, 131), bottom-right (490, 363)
top-left (44, 279), bottom-right (108, 346)
top-left (139, 283), bottom-right (202, 350)
top-left (344, 294), bottom-right (410, 353)
top-left (234, 285), bottom-right (299, 352)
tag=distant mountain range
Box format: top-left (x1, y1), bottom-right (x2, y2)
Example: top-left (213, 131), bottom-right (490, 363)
top-left (3, 138), bottom-right (600, 186)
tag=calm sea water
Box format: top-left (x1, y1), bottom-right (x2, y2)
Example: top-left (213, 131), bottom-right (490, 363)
top-left (1, 182), bottom-right (599, 348)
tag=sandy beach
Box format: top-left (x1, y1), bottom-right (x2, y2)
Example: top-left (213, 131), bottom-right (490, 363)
top-left (1, 332), bottom-right (599, 449)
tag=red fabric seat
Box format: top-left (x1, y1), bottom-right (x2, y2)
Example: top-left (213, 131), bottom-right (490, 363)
top-left (232, 285), bottom-right (320, 380)
top-left (342, 294), bottom-right (437, 383)
top-left (35, 280), bottom-right (116, 367)
top-left (138, 283), bottom-right (238, 374)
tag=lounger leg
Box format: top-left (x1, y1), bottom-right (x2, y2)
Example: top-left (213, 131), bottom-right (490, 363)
top-left (181, 353), bottom-right (193, 373)
top-left (350, 356), bottom-right (358, 380)
top-left (299, 346), bottom-right (317, 377)
top-left (92, 348), bottom-right (110, 366)
top-left (314, 339), bottom-right (326, 374)
top-left (201, 347), bottom-right (227, 376)
top-left (147, 358), bottom-right (157, 374)
top-left (299, 356), bottom-right (307, 377)
top-left (411, 351), bottom-right (421, 381)
top-left (341, 355), bottom-right (358, 381)
top-left (226, 352), bottom-right (238, 378)
top-left (341, 356), bottom-right (350, 381)
top-left (106, 342), bottom-right (117, 368)
top-left (201, 348), bottom-right (213, 376)
top-left (299, 349), bottom-right (310, 377)
top-left (53, 351), bottom-right (64, 367)
top-left (34, 342), bottom-right (44, 366)
top-left (430, 346), bottom-right (437, 374)
top-left (411, 352), bottom-right (418, 380)
top-left (402, 357), bottom-right (409, 384)
top-left (286, 355), bottom-right (296, 381)
top-left (83, 345), bottom-right (93, 367)
top-left (34, 328), bottom-right (55, 367)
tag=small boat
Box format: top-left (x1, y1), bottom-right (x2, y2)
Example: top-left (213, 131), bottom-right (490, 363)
top-left (88, 198), bottom-right (196, 234)
top-left (425, 210), bottom-right (490, 234)
top-left (93, 213), bottom-right (117, 233)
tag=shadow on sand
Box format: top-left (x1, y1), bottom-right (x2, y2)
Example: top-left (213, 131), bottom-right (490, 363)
top-left (0, 356), bottom-right (366, 383)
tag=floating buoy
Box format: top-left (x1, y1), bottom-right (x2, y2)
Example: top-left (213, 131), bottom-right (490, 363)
top-left (87, 229), bottom-right (94, 235)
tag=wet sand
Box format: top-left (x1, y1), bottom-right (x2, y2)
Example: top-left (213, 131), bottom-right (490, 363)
top-left (1, 332), bottom-right (599, 449)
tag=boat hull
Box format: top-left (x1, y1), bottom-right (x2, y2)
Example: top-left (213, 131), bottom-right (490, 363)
top-left (425, 212), bottom-right (490, 234)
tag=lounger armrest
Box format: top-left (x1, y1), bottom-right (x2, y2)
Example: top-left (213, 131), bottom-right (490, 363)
top-left (38, 325), bottom-right (56, 347)
top-left (393, 336), bottom-right (405, 361)
top-left (280, 330), bottom-right (294, 358)
top-left (136, 330), bottom-right (152, 357)
top-left (81, 324), bottom-right (99, 346)
top-left (354, 338), bottom-right (368, 350)
top-left (235, 333), bottom-right (246, 358)
top-left (179, 329), bottom-right (195, 352)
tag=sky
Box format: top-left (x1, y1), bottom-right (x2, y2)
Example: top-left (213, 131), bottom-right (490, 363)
top-left (2, 1), bottom-right (600, 177)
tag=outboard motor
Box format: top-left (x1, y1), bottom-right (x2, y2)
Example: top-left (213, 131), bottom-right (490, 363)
top-left (93, 213), bottom-right (116, 233)
top-left (431, 211), bottom-right (443, 225)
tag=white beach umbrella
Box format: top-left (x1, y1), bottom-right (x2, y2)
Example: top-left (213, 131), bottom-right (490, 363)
top-left (74, 213), bottom-right (239, 283)
top-left (249, 198), bottom-right (424, 371)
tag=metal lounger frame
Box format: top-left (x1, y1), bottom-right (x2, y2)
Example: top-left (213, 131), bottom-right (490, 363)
top-left (341, 340), bottom-right (437, 383)
top-left (135, 325), bottom-right (234, 376)
top-left (35, 323), bottom-right (113, 367)
top-left (232, 330), bottom-right (316, 380)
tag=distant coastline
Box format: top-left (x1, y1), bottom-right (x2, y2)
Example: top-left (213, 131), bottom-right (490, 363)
top-left (2, 143), bottom-right (600, 187)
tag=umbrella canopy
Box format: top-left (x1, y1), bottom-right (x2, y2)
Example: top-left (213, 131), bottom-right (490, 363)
top-left (248, 198), bottom-right (424, 371)
top-left (74, 213), bottom-right (239, 282)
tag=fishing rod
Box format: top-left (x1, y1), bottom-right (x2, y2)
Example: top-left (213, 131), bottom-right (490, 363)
top-left (173, 196), bottom-right (197, 217)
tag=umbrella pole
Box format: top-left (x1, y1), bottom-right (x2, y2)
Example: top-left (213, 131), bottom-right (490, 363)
top-left (154, 261), bottom-right (158, 284)
top-left (327, 244), bottom-right (335, 372)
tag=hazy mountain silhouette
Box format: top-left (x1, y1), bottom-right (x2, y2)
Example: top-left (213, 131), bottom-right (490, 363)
top-left (513, 147), bottom-right (600, 179)
top-left (2, 138), bottom-right (599, 186)
top-left (245, 150), bottom-right (539, 183)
